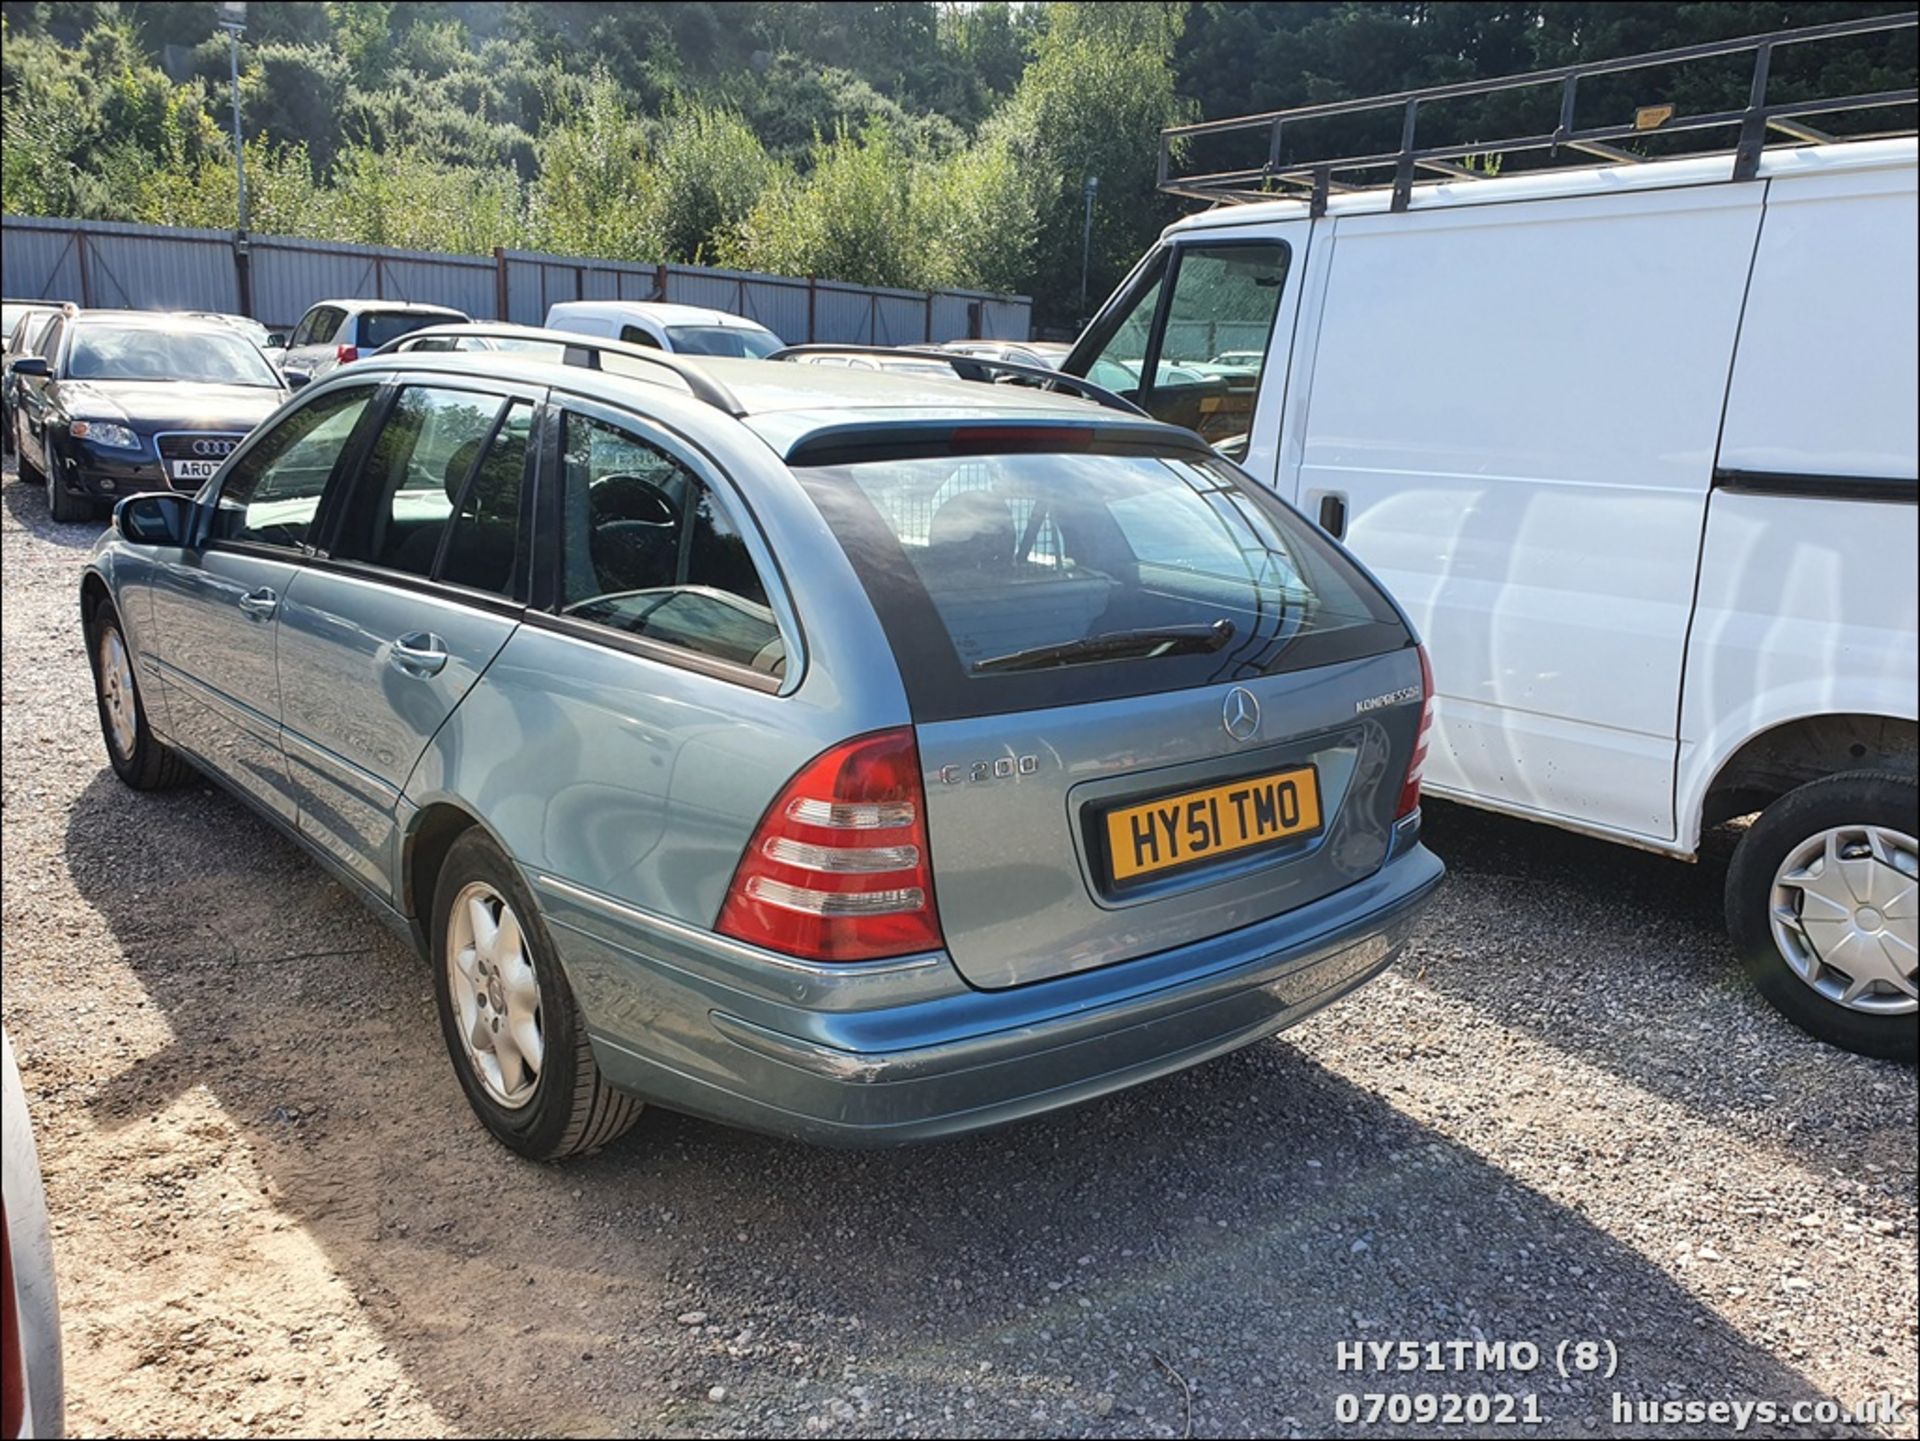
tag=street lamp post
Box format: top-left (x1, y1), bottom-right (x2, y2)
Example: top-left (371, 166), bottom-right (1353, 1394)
top-left (217, 1), bottom-right (251, 314)
top-left (1080, 174), bottom-right (1100, 321)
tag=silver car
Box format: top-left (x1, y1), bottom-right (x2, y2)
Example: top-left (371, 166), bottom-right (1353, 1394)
top-left (79, 352), bottom-right (1442, 1160)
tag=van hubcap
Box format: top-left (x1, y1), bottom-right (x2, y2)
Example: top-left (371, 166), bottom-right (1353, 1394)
top-left (98, 627), bottom-right (137, 761)
top-left (447, 883), bottom-right (545, 1108)
top-left (1770, 825), bottom-right (1919, 1015)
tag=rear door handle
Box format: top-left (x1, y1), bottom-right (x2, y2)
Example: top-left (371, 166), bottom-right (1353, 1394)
top-left (238, 587), bottom-right (278, 620)
top-left (1317, 492), bottom-right (1348, 539)
top-left (389, 631), bottom-right (450, 678)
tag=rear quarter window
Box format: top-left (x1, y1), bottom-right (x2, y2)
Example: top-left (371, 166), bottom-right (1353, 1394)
top-left (795, 443), bottom-right (1409, 722)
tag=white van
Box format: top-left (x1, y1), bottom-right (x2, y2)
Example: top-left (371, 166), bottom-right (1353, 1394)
top-left (1068, 25), bottom-right (1917, 1058)
top-left (543, 300), bottom-right (783, 358)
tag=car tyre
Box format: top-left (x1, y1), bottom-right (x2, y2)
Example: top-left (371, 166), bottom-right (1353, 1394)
top-left (1726, 770), bottom-right (1917, 1062)
top-left (431, 829), bottom-right (643, 1160)
top-left (14, 420), bottom-right (43, 486)
top-left (88, 603), bottom-right (194, 790)
top-left (46, 441), bottom-right (92, 523)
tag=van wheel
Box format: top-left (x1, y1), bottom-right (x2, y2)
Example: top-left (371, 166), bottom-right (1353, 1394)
top-left (431, 829), bottom-right (643, 1160)
top-left (1726, 771), bottom-right (1917, 1061)
top-left (89, 604), bottom-right (195, 790)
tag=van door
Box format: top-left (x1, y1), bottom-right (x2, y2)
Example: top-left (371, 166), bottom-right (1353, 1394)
top-left (1291, 183), bottom-right (1765, 841)
top-left (1065, 223), bottom-right (1312, 469)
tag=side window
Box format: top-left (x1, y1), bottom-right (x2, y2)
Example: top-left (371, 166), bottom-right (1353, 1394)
top-left (619, 325), bottom-right (663, 349)
top-left (287, 310), bottom-right (316, 348)
top-left (330, 386), bottom-right (508, 580)
top-left (438, 401), bottom-right (532, 598)
top-left (38, 318), bottom-right (66, 369)
top-left (308, 308), bottom-right (344, 346)
top-left (214, 387), bottom-right (374, 548)
top-left (1077, 244), bottom-right (1288, 456)
top-left (1151, 244), bottom-right (1290, 452)
top-left (558, 411), bottom-right (784, 677)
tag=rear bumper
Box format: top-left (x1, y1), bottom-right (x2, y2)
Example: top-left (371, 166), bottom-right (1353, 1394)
top-left (535, 842), bottom-right (1443, 1146)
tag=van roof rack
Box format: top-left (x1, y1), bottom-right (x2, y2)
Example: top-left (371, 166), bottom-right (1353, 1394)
top-left (767, 345), bottom-right (1148, 417)
top-left (1159, 12), bottom-right (1917, 215)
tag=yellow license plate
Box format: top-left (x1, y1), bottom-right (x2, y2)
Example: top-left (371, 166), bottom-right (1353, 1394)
top-left (1104, 765), bottom-right (1322, 883)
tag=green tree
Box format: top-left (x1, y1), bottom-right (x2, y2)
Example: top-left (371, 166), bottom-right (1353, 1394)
top-left (646, 101), bottom-right (778, 262)
top-left (523, 69), bottom-right (654, 259)
top-left (724, 123), bottom-right (922, 287)
top-left (994, 4), bottom-right (1195, 325)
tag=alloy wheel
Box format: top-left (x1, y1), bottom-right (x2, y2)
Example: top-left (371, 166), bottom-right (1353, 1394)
top-left (446, 881), bottom-right (546, 1108)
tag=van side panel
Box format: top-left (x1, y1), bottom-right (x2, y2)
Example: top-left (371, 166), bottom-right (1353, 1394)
top-left (1677, 154), bottom-right (1919, 848)
top-left (1675, 492), bottom-right (1919, 850)
top-left (1294, 184), bottom-right (1764, 841)
top-left (1717, 158), bottom-right (1918, 482)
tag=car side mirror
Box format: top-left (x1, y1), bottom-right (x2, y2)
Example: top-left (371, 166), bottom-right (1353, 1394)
top-left (115, 491), bottom-right (193, 547)
top-left (266, 332), bottom-right (288, 349)
top-left (11, 356), bottom-right (49, 378)
top-left (283, 367), bottom-right (312, 390)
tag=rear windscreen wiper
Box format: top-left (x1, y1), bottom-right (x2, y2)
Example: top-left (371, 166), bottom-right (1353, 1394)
top-left (972, 619), bottom-right (1235, 674)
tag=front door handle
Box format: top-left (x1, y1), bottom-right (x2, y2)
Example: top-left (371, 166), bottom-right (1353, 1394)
top-left (389, 631), bottom-right (450, 678)
top-left (238, 587), bottom-right (278, 620)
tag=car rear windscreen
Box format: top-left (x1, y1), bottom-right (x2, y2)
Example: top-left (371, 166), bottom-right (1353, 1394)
top-left (664, 324), bottom-right (781, 359)
top-left (795, 445), bottom-right (1410, 722)
top-left (360, 312), bottom-right (460, 350)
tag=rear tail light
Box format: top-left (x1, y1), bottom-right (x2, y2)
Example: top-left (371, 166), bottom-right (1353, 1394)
top-left (1396, 644), bottom-right (1435, 819)
top-left (335, 344), bottom-right (359, 364)
top-left (717, 728), bottom-right (943, 962)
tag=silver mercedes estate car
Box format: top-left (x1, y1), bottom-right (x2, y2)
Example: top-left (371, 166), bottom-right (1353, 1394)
top-left (80, 349), bottom-right (1443, 1160)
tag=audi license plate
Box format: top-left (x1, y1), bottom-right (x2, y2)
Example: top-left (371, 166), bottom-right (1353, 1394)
top-left (1104, 764), bottom-right (1322, 884)
top-left (168, 459), bottom-right (221, 482)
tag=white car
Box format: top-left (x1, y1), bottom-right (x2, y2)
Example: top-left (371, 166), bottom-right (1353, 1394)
top-left (1075, 30), bottom-right (1918, 1058)
top-left (543, 300), bottom-right (783, 359)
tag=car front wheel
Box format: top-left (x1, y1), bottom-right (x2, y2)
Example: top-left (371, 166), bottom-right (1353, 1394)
top-left (1727, 770), bottom-right (1918, 1061)
top-left (89, 603), bottom-right (194, 790)
top-left (430, 829), bottom-right (643, 1160)
top-left (45, 438), bottom-right (94, 523)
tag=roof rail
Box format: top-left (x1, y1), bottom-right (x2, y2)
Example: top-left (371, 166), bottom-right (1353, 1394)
top-left (767, 345), bottom-right (1149, 418)
top-left (1159, 12), bottom-right (1917, 214)
top-left (376, 323), bottom-right (744, 414)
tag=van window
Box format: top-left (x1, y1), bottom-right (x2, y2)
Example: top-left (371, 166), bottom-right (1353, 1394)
top-left (619, 325), bottom-right (664, 349)
top-left (556, 411), bottom-right (785, 678)
top-left (1078, 243), bottom-right (1289, 458)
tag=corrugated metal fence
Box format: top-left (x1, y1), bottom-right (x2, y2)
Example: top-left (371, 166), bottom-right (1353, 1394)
top-left (0, 216), bottom-right (1033, 344)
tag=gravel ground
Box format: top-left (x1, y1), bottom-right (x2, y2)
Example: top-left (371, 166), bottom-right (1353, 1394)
top-left (2, 463), bottom-right (1916, 1440)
